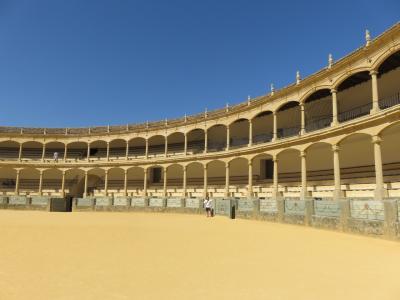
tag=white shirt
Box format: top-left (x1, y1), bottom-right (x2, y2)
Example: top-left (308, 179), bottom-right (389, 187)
top-left (204, 199), bottom-right (213, 208)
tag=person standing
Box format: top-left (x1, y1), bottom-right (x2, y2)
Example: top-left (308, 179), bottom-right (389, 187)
top-left (53, 151), bottom-right (59, 162)
top-left (203, 196), bottom-right (213, 217)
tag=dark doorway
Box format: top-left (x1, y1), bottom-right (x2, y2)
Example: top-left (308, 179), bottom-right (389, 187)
top-left (50, 197), bottom-right (72, 212)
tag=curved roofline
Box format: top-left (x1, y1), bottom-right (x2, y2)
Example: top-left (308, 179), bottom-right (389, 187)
top-left (1, 22), bottom-right (399, 136)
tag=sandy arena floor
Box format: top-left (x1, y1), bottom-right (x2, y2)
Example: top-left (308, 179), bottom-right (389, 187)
top-left (0, 211), bottom-right (399, 300)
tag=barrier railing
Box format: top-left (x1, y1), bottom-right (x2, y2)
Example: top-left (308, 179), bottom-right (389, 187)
top-left (379, 92), bottom-right (400, 110)
top-left (305, 115), bottom-right (332, 132)
top-left (338, 102), bottom-right (372, 123)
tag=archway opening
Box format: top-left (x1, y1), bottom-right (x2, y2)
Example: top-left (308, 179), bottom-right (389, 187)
top-left (127, 167), bottom-right (144, 197)
top-left (65, 169), bottom-right (85, 198)
top-left (19, 168), bottom-right (40, 195)
top-left (230, 119), bottom-right (249, 149)
top-left (21, 141), bottom-right (43, 161)
top-left (0, 141), bottom-right (20, 161)
top-left (45, 142), bottom-right (65, 161)
top-left (277, 149), bottom-right (301, 198)
top-left (304, 89), bottom-right (332, 132)
top-left (186, 162), bottom-right (203, 198)
top-left (148, 136), bottom-right (165, 157)
top-left (252, 153), bottom-right (273, 198)
top-left (337, 71), bottom-right (371, 122)
top-left (380, 123), bottom-right (400, 196)
top-left (89, 141), bottom-right (107, 160)
top-left (229, 157), bottom-right (248, 198)
top-left (187, 129), bottom-right (205, 154)
top-left (166, 164), bottom-right (183, 197)
top-left (377, 50), bottom-right (400, 109)
top-left (128, 138), bottom-right (146, 158)
top-left (207, 125), bottom-right (227, 152)
top-left (109, 139), bottom-right (127, 160)
top-left (167, 133), bottom-right (184, 156)
top-left (66, 142), bottom-right (87, 161)
top-left (207, 160), bottom-right (225, 197)
top-left (252, 112), bottom-right (273, 144)
top-left (276, 102), bottom-right (300, 139)
top-left (0, 167), bottom-right (16, 195)
top-left (42, 169), bottom-right (62, 196)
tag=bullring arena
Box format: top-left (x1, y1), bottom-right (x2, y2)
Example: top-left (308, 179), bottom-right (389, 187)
top-left (1, 24), bottom-right (400, 299)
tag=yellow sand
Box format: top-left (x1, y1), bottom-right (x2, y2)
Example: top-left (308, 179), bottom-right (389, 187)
top-left (0, 211), bottom-right (399, 300)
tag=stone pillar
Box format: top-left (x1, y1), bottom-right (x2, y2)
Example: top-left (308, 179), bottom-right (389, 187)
top-left (204, 129), bottom-right (208, 153)
top-left (225, 162), bottom-right (230, 197)
top-left (184, 133), bottom-right (188, 156)
top-left (370, 70), bottom-right (380, 113)
top-left (124, 169), bottom-right (128, 196)
top-left (41, 144), bottom-right (46, 162)
top-left (248, 120), bottom-right (253, 146)
top-left (83, 171), bottom-right (88, 198)
top-left (300, 103), bottom-right (305, 135)
top-left (203, 164), bottom-right (208, 198)
top-left (248, 160), bottom-right (253, 198)
top-left (18, 143), bottom-right (23, 161)
top-left (63, 144), bottom-right (68, 162)
top-left (145, 139), bottom-right (149, 159)
top-left (300, 151), bottom-right (307, 200)
top-left (272, 112), bottom-right (277, 141)
top-left (106, 142), bottom-right (110, 161)
top-left (87, 143), bottom-right (90, 162)
top-left (164, 136), bottom-right (168, 158)
top-left (331, 89), bottom-right (338, 126)
top-left (226, 126), bottom-right (230, 150)
top-left (182, 165), bottom-right (187, 197)
top-left (339, 199), bottom-right (350, 232)
top-left (276, 198), bottom-right (285, 222)
top-left (304, 199), bottom-right (314, 226)
top-left (143, 169), bottom-right (148, 197)
top-left (333, 145), bottom-right (342, 200)
top-left (15, 169), bottom-right (20, 195)
top-left (272, 157), bottom-right (279, 199)
top-left (61, 170), bottom-right (66, 197)
top-left (38, 170), bottom-right (43, 195)
top-left (104, 169), bottom-right (108, 196)
top-left (125, 141), bottom-right (129, 160)
top-left (163, 167), bottom-right (167, 197)
top-left (372, 135), bottom-right (386, 200)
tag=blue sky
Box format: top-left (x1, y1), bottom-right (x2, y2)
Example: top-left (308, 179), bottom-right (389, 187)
top-left (0, 0), bottom-right (399, 127)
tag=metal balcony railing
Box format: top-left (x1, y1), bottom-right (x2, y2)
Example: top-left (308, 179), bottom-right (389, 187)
top-left (379, 92), bottom-right (400, 110)
top-left (338, 102), bottom-right (372, 123)
top-left (277, 126), bottom-right (300, 139)
top-left (253, 133), bottom-right (273, 144)
top-left (305, 115), bottom-right (332, 132)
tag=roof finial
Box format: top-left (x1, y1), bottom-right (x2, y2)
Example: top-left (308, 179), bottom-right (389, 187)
top-left (247, 95), bottom-right (251, 106)
top-left (270, 83), bottom-right (275, 95)
top-left (165, 118), bottom-right (168, 126)
top-left (184, 113), bottom-right (187, 122)
top-left (225, 102), bottom-right (229, 112)
top-left (204, 108), bottom-right (208, 118)
top-left (146, 120), bottom-right (149, 129)
top-left (365, 29), bottom-right (371, 46)
top-left (328, 53), bottom-right (333, 69)
top-left (296, 71), bottom-right (301, 85)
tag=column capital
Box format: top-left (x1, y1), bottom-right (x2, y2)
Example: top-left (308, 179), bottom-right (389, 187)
top-left (273, 157), bottom-right (279, 163)
top-left (248, 160), bottom-right (253, 167)
top-left (330, 88), bottom-right (337, 94)
top-left (104, 169), bottom-right (109, 174)
top-left (369, 70), bottom-right (379, 76)
top-left (300, 150), bottom-right (306, 158)
top-left (332, 144), bottom-right (340, 152)
top-left (124, 169), bottom-right (128, 174)
top-left (203, 164), bottom-right (208, 170)
top-left (372, 135), bottom-right (382, 144)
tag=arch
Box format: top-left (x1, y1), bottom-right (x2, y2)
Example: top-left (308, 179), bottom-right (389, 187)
top-left (277, 148), bottom-right (301, 185)
top-left (186, 128), bottom-right (205, 154)
top-left (207, 124), bottom-right (227, 152)
top-left (337, 132), bottom-right (372, 146)
top-left (0, 167), bottom-right (17, 194)
top-left (304, 141), bottom-right (332, 152)
top-left (251, 110), bottom-right (273, 120)
top-left (42, 168), bottom-right (62, 195)
top-left (229, 118), bottom-right (250, 148)
top-left (126, 166), bottom-right (145, 196)
top-left (166, 163), bottom-right (183, 190)
top-left (109, 139), bottom-right (127, 160)
top-left (65, 141), bottom-right (87, 161)
top-left (89, 140), bottom-right (108, 160)
top-left (332, 67), bottom-right (371, 90)
top-left (276, 101), bottom-right (301, 139)
top-left (378, 120), bottom-right (400, 136)
top-left (371, 43), bottom-right (400, 70)
top-left (0, 140), bottom-right (20, 160)
top-left (251, 111), bottom-right (274, 144)
top-left (107, 167), bottom-right (125, 195)
top-left (299, 86), bottom-right (332, 104)
top-left (128, 137), bottom-right (146, 158)
top-left (19, 167), bottom-right (40, 195)
top-left (303, 88), bottom-right (333, 132)
top-left (21, 141), bottom-right (43, 160)
top-left (207, 160), bottom-right (225, 188)
top-left (65, 168), bottom-right (85, 197)
top-left (44, 141), bottom-right (65, 160)
top-left (380, 122), bottom-right (400, 178)
top-left (228, 117), bottom-right (249, 126)
top-left (305, 142), bottom-right (334, 183)
top-left (275, 100), bottom-right (300, 113)
top-left (228, 157), bottom-right (248, 188)
top-left (167, 132), bottom-right (185, 156)
top-left (148, 135), bottom-right (166, 157)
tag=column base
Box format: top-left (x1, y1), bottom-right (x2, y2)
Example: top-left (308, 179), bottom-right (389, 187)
top-left (330, 120), bottom-right (338, 127)
top-left (370, 105), bottom-right (380, 115)
top-left (333, 189), bottom-right (344, 201)
top-left (374, 188), bottom-right (388, 200)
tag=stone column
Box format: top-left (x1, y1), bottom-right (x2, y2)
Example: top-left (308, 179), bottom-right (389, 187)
top-left (104, 169), bottom-right (108, 196)
top-left (333, 145), bottom-right (342, 200)
top-left (61, 170), bottom-right (66, 197)
top-left (300, 103), bottom-right (305, 135)
top-left (143, 169), bottom-right (148, 197)
top-left (203, 164), bottom-right (208, 198)
top-left (272, 112), bottom-right (277, 141)
top-left (248, 160), bottom-right (253, 198)
top-left (226, 126), bottom-right (230, 150)
top-left (83, 171), bottom-right (88, 197)
top-left (225, 162), bottom-right (230, 197)
top-left (125, 141), bottom-right (129, 160)
top-left (204, 130), bottom-right (208, 153)
top-left (106, 142), bottom-right (110, 161)
top-left (15, 169), bottom-right (20, 195)
top-left (38, 170), bottom-right (43, 195)
top-left (182, 165), bottom-right (187, 197)
top-left (331, 89), bottom-right (338, 126)
top-left (248, 120), bottom-right (253, 146)
top-left (18, 143), bottom-right (23, 161)
top-left (184, 133), bottom-right (188, 156)
top-left (163, 167), bottom-right (167, 197)
top-left (272, 157), bottom-right (279, 199)
top-left (164, 136), bottom-right (168, 158)
top-left (63, 144), bottom-right (68, 162)
top-left (145, 139), bottom-right (149, 159)
top-left (124, 169), bottom-right (128, 196)
top-left (370, 70), bottom-right (380, 113)
top-left (372, 135), bottom-right (386, 200)
top-left (300, 151), bottom-right (307, 200)
top-left (87, 143), bottom-right (90, 162)
top-left (41, 144), bottom-right (46, 162)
